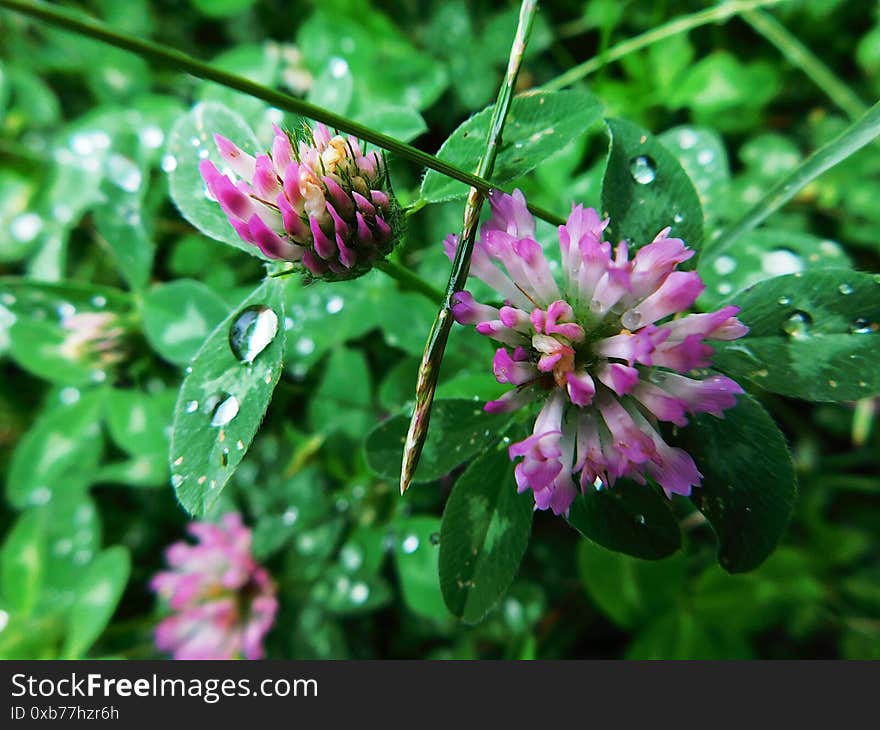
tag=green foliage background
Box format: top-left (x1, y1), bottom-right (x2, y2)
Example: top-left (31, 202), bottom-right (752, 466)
top-left (0, 0), bottom-right (878, 659)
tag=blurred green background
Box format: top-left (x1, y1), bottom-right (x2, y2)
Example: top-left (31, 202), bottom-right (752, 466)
top-left (0, 0), bottom-right (878, 659)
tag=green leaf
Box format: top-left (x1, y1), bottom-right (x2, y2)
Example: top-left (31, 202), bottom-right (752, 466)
top-left (190, 0), bottom-right (256, 17)
top-left (0, 510), bottom-right (46, 615)
top-left (316, 567), bottom-right (392, 616)
top-left (392, 516), bottom-right (448, 621)
top-left (308, 346), bottom-right (372, 439)
top-left (657, 126), bottom-right (729, 225)
top-left (680, 392), bottom-right (796, 573)
top-left (104, 388), bottom-right (175, 460)
top-left (166, 102), bottom-right (262, 256)
top-left (355, 106), bottom-right (427, 144)
top-left (39, 495), bottom-right (102, 605)
top-left (712, 269), bottom-right (880, 401)
top-left (364, 398), bottom-right (513, 484)
top-left (625, 611), bottom-right (751, 659)
top-left (421, 90), bottom-right (602, 202)
top-left (601, 117), bottom-right (703, 248)
top-left (6, 391), bottom-right (104, 508)
top-left (61, 547), bottom-right (130, 659)
top-left (577, 539), bottom-right (687, 630)
top-left (567, 479), bottom-right (682, 560)
top-left (142, 279), bottom-right (230, 365)
top-left (438, 442), bottom-right (533, 624)
top-left (169, 278), bottom-right (286, 516)
top-left (698, 230), bottom-right (852, 309)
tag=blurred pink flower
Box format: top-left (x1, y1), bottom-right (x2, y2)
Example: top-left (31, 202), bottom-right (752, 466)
top-left (151, 513), bottom-right (277, 660)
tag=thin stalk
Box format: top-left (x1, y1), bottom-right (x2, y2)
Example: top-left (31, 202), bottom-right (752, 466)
top-left (0, 0), bottom-right (563, 226)
top-left (542, 0), bottom-right (789, 91)
top-left (399, 0), bottom-right (538, 495)
top-left (742, 9), bottom-right (867, 121)
top-left (706, 99), bottom-right (880, 260)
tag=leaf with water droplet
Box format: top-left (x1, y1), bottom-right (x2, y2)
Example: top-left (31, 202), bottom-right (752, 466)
top-left (439, 440), bottom-right (533, 624)
top-left (680, 392), bottom-right (796, 573)
top-left (170, 278), bottom-right (286, 516)
top-left (142, 279), bottom-right (230, 366)
top-left (713, 269), bottom-right (880, 401)
top-left (393, 516), bottom-right (449, 621)
top-left (601, 118), bottom-right (703, 250)
top-left (0, 510), bottom-right (47, 616)
top-left (166, 102), bottom-right (264, 256)
top-left (7, 390), bottom-right (104, 508)
top-left (567, 478), bottom-right (682, 560)
top-left (364, 398), bottom-right (513, 484)
top-left (421, 90), bottom-right (602, 202)
top-left (698, 230), bottom-right (851, 308)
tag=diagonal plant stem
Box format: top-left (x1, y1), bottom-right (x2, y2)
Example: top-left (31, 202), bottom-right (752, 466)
top-left (706, 98), bottom-right (880, 260)
top-left (542, 0), bottom-right (789, 91)
top-left (0, 0), bottom-right (564, 227)
top-left (742, 9), bottom-right (867, 121)
top-left (398, 0), bottom-right (538, 495)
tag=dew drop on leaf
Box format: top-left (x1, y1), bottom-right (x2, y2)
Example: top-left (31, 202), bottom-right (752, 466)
top-left (850, 317), bottom-right (874, 334)
top-left (205, 392), bottom-right (240, 427)
top-left (350, 582), bottom-right (370, 605)
top-left (629, 155), bottom-right (656, 184)
top-left (781, 311), bottom-right (812, 339)
top-left (838, 283), bottom-right (854, 295)
top-left (401, 534), bottom-right (420, 553)
top-left (229, 305), bottom-right (279, 364)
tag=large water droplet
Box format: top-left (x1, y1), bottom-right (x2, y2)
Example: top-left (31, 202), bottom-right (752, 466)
top-left (629, 155), bottom-right (657, 184)
top-left (762, 249), bottom-right (803, 276)
top-left (229, 305), bottom-right (278, 364)
top-left (206, 392), bottom-right (240, 427)
top-left (850, 317), bottom-right (874, 334)
top-left (620, 309), bottom-right (642, 330)
top-left (782, 311), bottom-right (812, 339)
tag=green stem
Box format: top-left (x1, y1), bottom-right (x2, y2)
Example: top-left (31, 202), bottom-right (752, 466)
top-left (376, 260), bottom-right (444, 304)
top-left (542, 0), bottom-right (790, 91)
top-left (706, 98), bottom-right (880, 260)
top-left (742, 9), bottom-right (867, 121)
top-left (399, 0), bottom-right (538, 495)
top-left (0, 0), bottom-right (564, 226)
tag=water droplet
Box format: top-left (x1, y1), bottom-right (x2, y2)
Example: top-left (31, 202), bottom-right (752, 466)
top-left (713, 255), bottom-right (736, 275)
top-left (329, 56), bottom-right (349, 78)
top-left (229, 305), bottom-right (279, 364)
top-left (673, 212), bottom-right (684, 224)
top-left (340, 545), bottom-right (363, 571)
top-left (697, 149), bottom-right (714, 165)
top-left (220, 448), bottom-right (229, 467)
top-left (170, 474), bottom-right (184, 488)
top-left (593, 476), bottom-right (604, 491)
top-left (620, 309), bottom-right (642, 330)
top-left (629, 155), bottom-right (657, 184)
top-left (30, 487), bottom-right (51, 505)
top-left (777, 296), bottom-right (791, 305)
top-left (91, 295), bottom-right (107, 308)
top-left (350, 582), bottom-right (370, 605)
top-left (838, 283), bottom-right (854, 295)
top-left (850, 317), bottom-right (874, 334)
top-left (236, 440), bottom-right (245, 450)
top-left (0, 610), bottom-right (8, 633)
top-left (140, 126), bottom-right (164, 149)
top-left (678, 129), bottom-right (698, 149)
top-left (717, 282), bottom-right (733, 295)
top-left (185, 400), bottom-right (199, 413)
top-left (90, 370), bottom-right (107, 383)
top-left (325, 296), bottom-right (344, 314)
top-left (161, 154), bottom-right (178, 172)
top-left (10, 213), bottom-right (43, 242)
top-left (59, 387), bottom-right (80, 405)
top-left (762, 249), bottom-right (803, 276)
top-left (56, 302), bottom-right (76, 319)
top-left (429, 532), bottom-right (440, 546)
top-left (282, 507), bottom-right (299, 525)
top-left (401, 534), bottom-right (420, 554)
top-left (206, 392), bottom-right (240, 427)
top-left (296, 337), bottom-right (315, 355)
top-left (190, 136), bottom-right (201, 147)
top-left (635, 514), bottom-right (646, 525)
top-left (782, 311), bottom-right (812, 339)
top-left (106, 154), bottom-right (143, 193)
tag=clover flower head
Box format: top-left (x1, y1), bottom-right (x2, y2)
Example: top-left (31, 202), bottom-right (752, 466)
top-left (58, 311), bottom-right (125, 368)
top-left (200, 122), bottom-right (399, 280)
top-left (151, 513), bottom-right (277, 660)
top-left (448, 190), bottom-right (749, 515)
